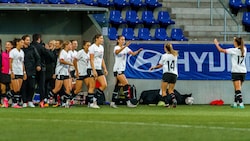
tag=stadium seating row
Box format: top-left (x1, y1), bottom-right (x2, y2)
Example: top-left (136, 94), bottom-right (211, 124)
top-left (0, 0), bottom-right (162, 8)
top-left (108, 27), bottom-right (188, 41)
top-left (229, 0), bottom-right (250, 15)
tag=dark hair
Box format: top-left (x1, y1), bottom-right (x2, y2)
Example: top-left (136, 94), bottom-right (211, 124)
top-left (234, 37), bottom-right (244, 57)
top-left (70, 40), bottom-right (77, 43)
top-left (32, 33), bottom-right (41, 42)
top-left (92, 34), bottom-right (102, 43)
top-left (22, 34), bottom-right (30, 40)
top-left (57, 39), bottom-right (64, 45)
top-left (13, 38), bottom-right (23, 48)
top-left (0, 38), bottom-right (2, 53)
top-left (116, 35), bottom-right (124, 45)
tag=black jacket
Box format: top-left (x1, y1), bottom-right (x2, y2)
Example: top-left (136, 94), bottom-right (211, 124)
top-left (23, 46), bottom-right (41, 77)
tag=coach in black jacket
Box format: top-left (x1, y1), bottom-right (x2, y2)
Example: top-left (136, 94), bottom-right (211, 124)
top-left (21, 35), bottom-right (41, 107)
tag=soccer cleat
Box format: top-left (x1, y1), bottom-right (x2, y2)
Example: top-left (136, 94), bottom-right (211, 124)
top-left (3, 97), bottom-right (9, 108)
top-left (52, 103), bottom-right (60, 108)
top-left (110, 102), bottom-right (118, 108)
top-left (22, 103), bottom-right (27, 108)
top-left (157, 101), bottom-right (166, 107)
top-left (40, 101), bottom-right (45, 108)
top-left (44, 103), bottom-right (49, 108)
top-left (127, 100), bottom-right (137, 108)
top-left (239, 103), bottom-right (245, 109)
top-left (65, 99), bottom-right (70, 108)
top-left (12, 103), bottom-right (22, 108)
top-left (89, 103), bottom-right (100, 109)
top-left (172, 98), bottom-right (177, 108)
top-left (28, 102), bottom-right (35, 108)
top-left (231, 103), bottom-right (238, 108)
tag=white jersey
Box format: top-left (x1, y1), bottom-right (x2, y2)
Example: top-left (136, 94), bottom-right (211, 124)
top-left (226, 47), bottom-right (247, 73)
top-left (9, 48), bottom-right (24, 75)
top-left (159, 53), bottom-right (178, 76)
top-left (68, 50), bottom-right (77, 71)
top-left (55, 49), bottom-right (71, 76)
top-left (113, 45), bottom-right (131, 72)
top-left (75, 49), bottom-right (89, 76)
top-left (88, 43), bottom-right (104, 70)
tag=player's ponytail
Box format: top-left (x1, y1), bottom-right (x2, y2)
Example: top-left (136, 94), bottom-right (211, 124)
top-left (235, 37), bottom-right (244, 57)
top-left (165, 43), bottom-right (178, 56)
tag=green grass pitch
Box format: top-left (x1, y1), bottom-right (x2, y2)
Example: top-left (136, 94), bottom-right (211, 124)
top-left (0, 105), bottom-right (249, 141)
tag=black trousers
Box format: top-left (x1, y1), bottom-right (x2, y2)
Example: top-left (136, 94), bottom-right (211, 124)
top-left (21, 76), bottom-right (36, 103)
top-left (36, 71), bottom-right (46, 101)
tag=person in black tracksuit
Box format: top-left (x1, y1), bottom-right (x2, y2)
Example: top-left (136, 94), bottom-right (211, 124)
top-left (31, 34), bottom-right (53, 108)
top-left (21, 35), bottom-right (41, 107)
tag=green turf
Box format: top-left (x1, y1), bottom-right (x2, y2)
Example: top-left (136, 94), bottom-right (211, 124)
top-left (0, 105), bottom-right (249, 141)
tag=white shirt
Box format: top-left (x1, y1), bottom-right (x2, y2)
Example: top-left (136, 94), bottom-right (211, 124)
top-left (68, 50), bottom-right (77, 71)
top-left (88, 43), bottom-right (104, 70)
top-left (75, 49), bottom-right (89, 76)
top-left (159, 53), bottom-right (178, 76)
top-left (113, 46), bottom-right (131, 72)
top-left (226, 47), bottom-right (247, 73)
top-left (9, 48), bottom-right (24, 75)
top-left (55, 49), bottom-right (71, 76)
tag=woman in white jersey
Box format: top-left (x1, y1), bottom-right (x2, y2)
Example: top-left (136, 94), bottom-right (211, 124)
top-left (214, 37), bottom-right (246, 109)
top-left (87, 34), bottom-right (108, 108)
top-left (72, 40), bottom-right (92, 102)
top-left (150, 43), bottom-right (178, 108)
top-left (49, 41), bottom-right (73, 108)
top-left (110, 35), bottom-right (142, 108)
top-left (9, 38), bottom-right (27, 108)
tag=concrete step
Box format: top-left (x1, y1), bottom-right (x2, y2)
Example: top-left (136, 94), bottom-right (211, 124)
top-left (162, 1), bottom-right (223, 8)
top-left (184, 25), bottom-right (244, 32)
top-left (173, 19), bottom-right (240, 26)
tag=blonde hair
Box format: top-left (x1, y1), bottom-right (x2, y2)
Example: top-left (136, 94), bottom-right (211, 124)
top-left (165, 43), bottom-right (178, 56)
top-left (62, 40), bottom-right (71, 49)
top-left (234, 37), bottom-right (245, 57)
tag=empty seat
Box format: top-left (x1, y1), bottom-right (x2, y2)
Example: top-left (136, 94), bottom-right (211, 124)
top-left (48, 0), bottom-right (60, 4)
top-left (145, 0), bottom-right (162, 9)
top-left (113, 0), bottom-right (130, 9)
top-left (154, 28), bottom-right (171, 41)
top-left (245, 0), bottom-right (250, 11)
top-left (122, 28), bottom-right (137, 40)
top-left (0, 0), bottom-right (13, 3)
top-left (15, 0), bottom-right (28, 3)
top-left (138, 28), bottom-right (153, 40)
top-left (32, 0), bottom-right (45, 3)
top-left (81, 0), bottom-right (98, 5)
top-left (129, 0), bottom-right (146, 10)
top-left (141, 11), bottom-right (158, 26)
top-left (157, 11), bottom-right (175, 27)
top-left (125, 10), bottom-right (143, 26)
top-left (93, 14), bottom-right (108, 25)
top-left (65, 0), bottom-right (77, 4)
top-left (229, 0), bottom-right (245, 16)
top-left (109, 10), bottom-right (126, 26)
top-left (242, 12), bottom-right (250, 31)
top-left (171, 28), bottom-right (188, 41)
top-left (97, 0), bottom-right (114, 7)
top-left (108, 27), bottom-right (118, 40)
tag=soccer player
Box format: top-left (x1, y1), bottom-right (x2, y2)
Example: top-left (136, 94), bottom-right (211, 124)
top-left (87, 34), bottom-right (107, 108)
top-left (9, 38), bottom-right (27, 108)
top-left (49, 41), bottom-right (73, 108)
top-left (72, 40), bottom-right (92, 103)
top-left (214, 37), bottom-right (246, 109)
top-left (150, 43), bottom-right (178, 108)
top-left (110, 35), bottom-right (142, 108)
top-left (0, 41), bottom-right (13, 108)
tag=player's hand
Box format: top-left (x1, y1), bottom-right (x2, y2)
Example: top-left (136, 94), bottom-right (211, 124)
top-left (214, 38), bottom-right (219, 45)
top-left (23, 73), bottom-right (27, 80)
top-left (104, 69), bottom-right (108, 76)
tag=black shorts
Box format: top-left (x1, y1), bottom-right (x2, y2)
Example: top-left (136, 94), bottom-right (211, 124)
top-left (77, 75), bottom-right (88, 80)
top-left (113, 71), bottom-right (125, 77)
top-left (70, 70), bottom-right (76, 78)
top-left (87, 69), bottom-right (104, 77)
top-left (56, 75), bottom-right (70, 80)
top-left (0, 73), bottom-right (11, 83)
top-left (232, 73), bottom-right (246, 82)
top-left (13, 75), bottom-right (23, 80)
top-left (162, 72), bottom-right (177, 83)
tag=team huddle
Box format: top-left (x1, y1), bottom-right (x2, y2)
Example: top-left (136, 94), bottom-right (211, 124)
top-left (0, 34), bottom-right (247, 109)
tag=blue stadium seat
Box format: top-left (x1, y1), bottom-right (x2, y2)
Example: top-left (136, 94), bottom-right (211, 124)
top-left (125, 10), bottom-right (143, 27)
top-left (65, 0), bottom-right (77, 4)
top-left (145, 0), bottom-right (162, 9)
top-left (129, 0), bottom-right (146, 10)
top-left (93, 14), bottom-right (108, 25)
top-left (81, 0), bottom-right (98, 6)
top-left (113, 0), bottom-right (130, 9)
top-left (138, 28), bottom-right (153, 40)
top-left (154, 28), bottom-right (171, 41)
top-left (141, 11), bottom-right (158, 27)
top-left (122, 28), bottom-right (137, 40)
top-left (48, 0), bottom-right (60, 4)
top-left (0, 0), bottom-right (13, 3)
top-left (245, 0), bottom-right (250, 11)
top-left (97, 0), bottom-right (114, 7)
top-left (109, 10), bottom-right (126, 26)
top-left (15, 0), bottom-right (28, 3)
top-left (242, 12), bottom-right (250, 31)
top-left (32, 0), bottom-right (46, 3)
top-left (157, 11), bottom-right (175, 27)
top-left (171, 28), bottom-right (188, 41)
top-left (108, 27), bottom-right (118, 40)
top-left (229, 0), bottom-right (245, 16)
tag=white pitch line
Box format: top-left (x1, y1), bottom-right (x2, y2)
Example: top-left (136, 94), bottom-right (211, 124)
top-left (1, 117), bottom-right (250, 132)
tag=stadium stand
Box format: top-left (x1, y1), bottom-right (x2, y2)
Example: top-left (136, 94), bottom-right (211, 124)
top-left (171, 28), bottom-right (188, 41)
top-left (154, 28), bottom-right (171, 41)
top-left (229, 0), bottom-right (245, 16)
top-left (81, 0), bottom-right (98, 6)
top-left (109, 10), bottom-right (126, 26)
top-left (141, 11), bottom-right (159, 27)
top-left (145, 0), bottom-right (162, 10)
top-left (113, 0), bottom-right (130, 9)
top-left (97, 0), bottom-right (114, 7)
top-left (157, 11), bottom-right (175, 28)
top-left (108, 27), bottom-right (118, 40)
top-left (122, 27), bottom-right (137, 40)
top-left (242, 12), bottom-right (250, 31)
top-left (125, 10), bottom-right (143, 27)
top-left (138, 27), bottom-right (153, 40)
top-left (129, 0), bottom-right (146, 10)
